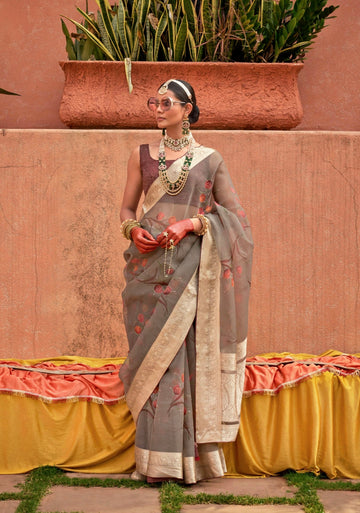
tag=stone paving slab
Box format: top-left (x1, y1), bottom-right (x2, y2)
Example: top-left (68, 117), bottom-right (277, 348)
top-left (182, 505), bottom-right (304, 512)
top-left (65, 472), bottom-right (131, 480)
top-left (38, 485), bottom-right (161, 513)
top-left (0, 502), bottom-right (21, 513)
top-left (185, 477), bottom-right (296, 498)
top-left (0, 474), bottom-right (26, 493)
top-left (318, 490), bottom-right (360, 513)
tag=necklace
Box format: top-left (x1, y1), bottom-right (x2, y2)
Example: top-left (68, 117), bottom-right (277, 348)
top-left (158, 137), bottom-right (194, 196)
top-left (164, 134), bottom-right (189, 151)
top-left (163, 234), bottom-right (175, 277)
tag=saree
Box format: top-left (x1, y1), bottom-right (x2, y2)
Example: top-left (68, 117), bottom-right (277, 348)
top-left (119, 145), bottom-right (253, 483)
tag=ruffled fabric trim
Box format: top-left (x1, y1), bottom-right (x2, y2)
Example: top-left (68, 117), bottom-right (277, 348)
top-left (0, 351), bottom-right (359, 404)
top-left (0, 356), bottom-right (125, 404)
top-left (244, 350), bottom-right (360, 397)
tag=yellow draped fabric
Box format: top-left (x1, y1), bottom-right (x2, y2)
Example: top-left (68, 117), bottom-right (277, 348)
top-left (0, 396), bottom-right (135, 474)
top-left (224, 372), bottom-right (360, 479)
top-left (0, 353), bottom-right (359, 477)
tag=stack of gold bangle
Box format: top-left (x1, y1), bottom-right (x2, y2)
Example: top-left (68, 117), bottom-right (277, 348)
top-left (193, 214), bottom-right (209, 236)
top-left (121, 219), bottom-right (141, 240)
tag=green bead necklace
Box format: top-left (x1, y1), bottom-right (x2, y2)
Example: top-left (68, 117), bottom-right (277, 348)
top-left (158, 136), bottom-right (194, 196)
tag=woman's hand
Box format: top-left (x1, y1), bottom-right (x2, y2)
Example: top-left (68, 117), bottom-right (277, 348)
top-left (156, 219), bottom-right (194, 248)
top-left (132, 227), bottom-right (160, 254)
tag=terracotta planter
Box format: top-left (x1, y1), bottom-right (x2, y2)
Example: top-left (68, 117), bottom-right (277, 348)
top-left (59, 61), bottom-right (304, 130)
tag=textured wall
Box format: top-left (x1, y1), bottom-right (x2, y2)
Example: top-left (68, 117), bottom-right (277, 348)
top-left (0, 129), bottom-right (359, 358)
top-left (0, 0), bottom-right (359, 130)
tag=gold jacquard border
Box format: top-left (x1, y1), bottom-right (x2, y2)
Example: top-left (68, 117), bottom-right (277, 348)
top-left (195, 225), bottom-right (222, 443)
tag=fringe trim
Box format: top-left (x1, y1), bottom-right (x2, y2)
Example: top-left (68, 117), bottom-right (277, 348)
top-left (243, 367), bottom-right (360, 398)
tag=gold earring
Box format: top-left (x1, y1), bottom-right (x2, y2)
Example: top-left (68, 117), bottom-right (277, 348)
top-left (182, 118), bottom-right (190, 136)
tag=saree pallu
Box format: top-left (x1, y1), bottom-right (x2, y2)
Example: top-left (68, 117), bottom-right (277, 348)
top-left (119, 146), bottom-right (253, 483)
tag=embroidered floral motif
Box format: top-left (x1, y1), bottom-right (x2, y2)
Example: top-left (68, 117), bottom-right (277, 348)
top-left (223, 269), bottom-right (231, 279)
top-left (173, 384), bottom-right (182, 395)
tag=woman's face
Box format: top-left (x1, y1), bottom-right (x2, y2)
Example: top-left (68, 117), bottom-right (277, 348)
top-left (153, 90), bottom-right (192, 131)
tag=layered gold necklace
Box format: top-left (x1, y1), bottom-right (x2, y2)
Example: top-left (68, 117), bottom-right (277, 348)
top-left (158, 136), bottom-right (194, 196)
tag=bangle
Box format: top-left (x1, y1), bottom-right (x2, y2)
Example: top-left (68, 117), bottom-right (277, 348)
top-left (121, 219), bottom-right (141, 240)
top-left (192, 214), bottom-right (209, 236)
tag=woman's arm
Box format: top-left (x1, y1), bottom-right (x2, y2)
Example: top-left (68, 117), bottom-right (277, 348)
top-left (120, 146), bottom-right (159, 253)
top-left (120, 146), bottom-right (143, 221)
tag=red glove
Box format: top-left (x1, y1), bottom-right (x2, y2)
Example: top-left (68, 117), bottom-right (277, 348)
top-left (131, 227), bottom-right (160, 254)
top-left (157, 219), bottom-right (194, 248)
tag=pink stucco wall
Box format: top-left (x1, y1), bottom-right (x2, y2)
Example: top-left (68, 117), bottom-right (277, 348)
top-left (0, 0), bottom-right (359, 130)
top-left (1, 129), bottom-right (359, 359)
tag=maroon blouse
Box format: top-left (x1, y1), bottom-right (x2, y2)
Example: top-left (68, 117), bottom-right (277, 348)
top-left (140, 144), bottom-right (175, 194)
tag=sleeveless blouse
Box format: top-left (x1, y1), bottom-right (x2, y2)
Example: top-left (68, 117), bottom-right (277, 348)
top-left (140, 144), bottom-right (175, 195)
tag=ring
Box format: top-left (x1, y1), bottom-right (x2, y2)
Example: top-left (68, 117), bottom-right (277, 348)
top-left (163, 231), bottom-right (168, 237)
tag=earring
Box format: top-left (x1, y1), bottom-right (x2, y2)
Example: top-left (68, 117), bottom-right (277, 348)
top-left (162, 128), bottom-right (166, 136)
top-left (182, 118), bottom-right (190, 136)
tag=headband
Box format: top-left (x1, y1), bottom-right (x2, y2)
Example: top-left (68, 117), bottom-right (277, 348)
top-left (158, 79), bottom-right (192, 101)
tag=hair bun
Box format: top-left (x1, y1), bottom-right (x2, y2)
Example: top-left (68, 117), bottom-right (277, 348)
top-left (189, 105), bottom-right (200, 125)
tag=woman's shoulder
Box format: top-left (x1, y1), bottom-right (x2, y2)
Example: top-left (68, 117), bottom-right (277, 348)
top-left (129, 143), bottom-right (158, 155)
top-left (129, 143), bottom-right (155, 164)
top-left (194, 144), bottom-right (223, 161)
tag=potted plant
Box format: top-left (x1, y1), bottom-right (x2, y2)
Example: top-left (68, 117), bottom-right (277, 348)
top-left (59, 0), bottom-right (338, 129)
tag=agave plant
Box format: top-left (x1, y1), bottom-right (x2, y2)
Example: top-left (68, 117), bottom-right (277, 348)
top-left (196, 0), bottom-right (338, 62)
top-left (230, 0), bottom-right (339, 62)
top-left (61, 0), bottom-right (338, 91)
top-left (61, 0), bottom-right (192, 90)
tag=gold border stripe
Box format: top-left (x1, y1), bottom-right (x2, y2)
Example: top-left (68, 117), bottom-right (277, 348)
top-left (126, 271), bottom-right (198, 423)
top-left (195, 225), bottom-right (222, 442)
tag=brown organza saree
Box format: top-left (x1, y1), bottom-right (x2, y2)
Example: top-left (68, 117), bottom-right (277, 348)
top-left (119, 145), bottom-right (253, 483)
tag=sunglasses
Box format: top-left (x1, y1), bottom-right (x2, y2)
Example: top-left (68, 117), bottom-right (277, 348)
top-left (147, 97), bottom-right (186, 112)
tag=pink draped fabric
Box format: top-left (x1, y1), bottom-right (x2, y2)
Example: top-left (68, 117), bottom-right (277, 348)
top-left (1, 352), bottom-right (358, 405)
top-left (0, 360), bottom-right (124, 404)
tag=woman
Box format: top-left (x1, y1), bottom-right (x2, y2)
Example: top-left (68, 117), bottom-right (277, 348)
top-left (119, 79), bottom-right (253, 484)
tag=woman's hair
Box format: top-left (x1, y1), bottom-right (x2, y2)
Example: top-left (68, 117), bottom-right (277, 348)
top-left (164, 79), bottom-right (200, 124)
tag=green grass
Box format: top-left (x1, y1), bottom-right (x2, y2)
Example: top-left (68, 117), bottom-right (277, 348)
top-left (0, 466), bottom-right (358, 513)
top-left (285, 471), bottom-right (325, 513)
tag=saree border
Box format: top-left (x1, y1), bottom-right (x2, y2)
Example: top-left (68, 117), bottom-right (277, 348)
top-left (195, 223), bottom-right (248, 443)
top-left (135, 444), bottom-right (226, 483)
top-left (126, 271), bottom-right (198, 423)
top-left (195, 224), bottom-right (222, 442)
